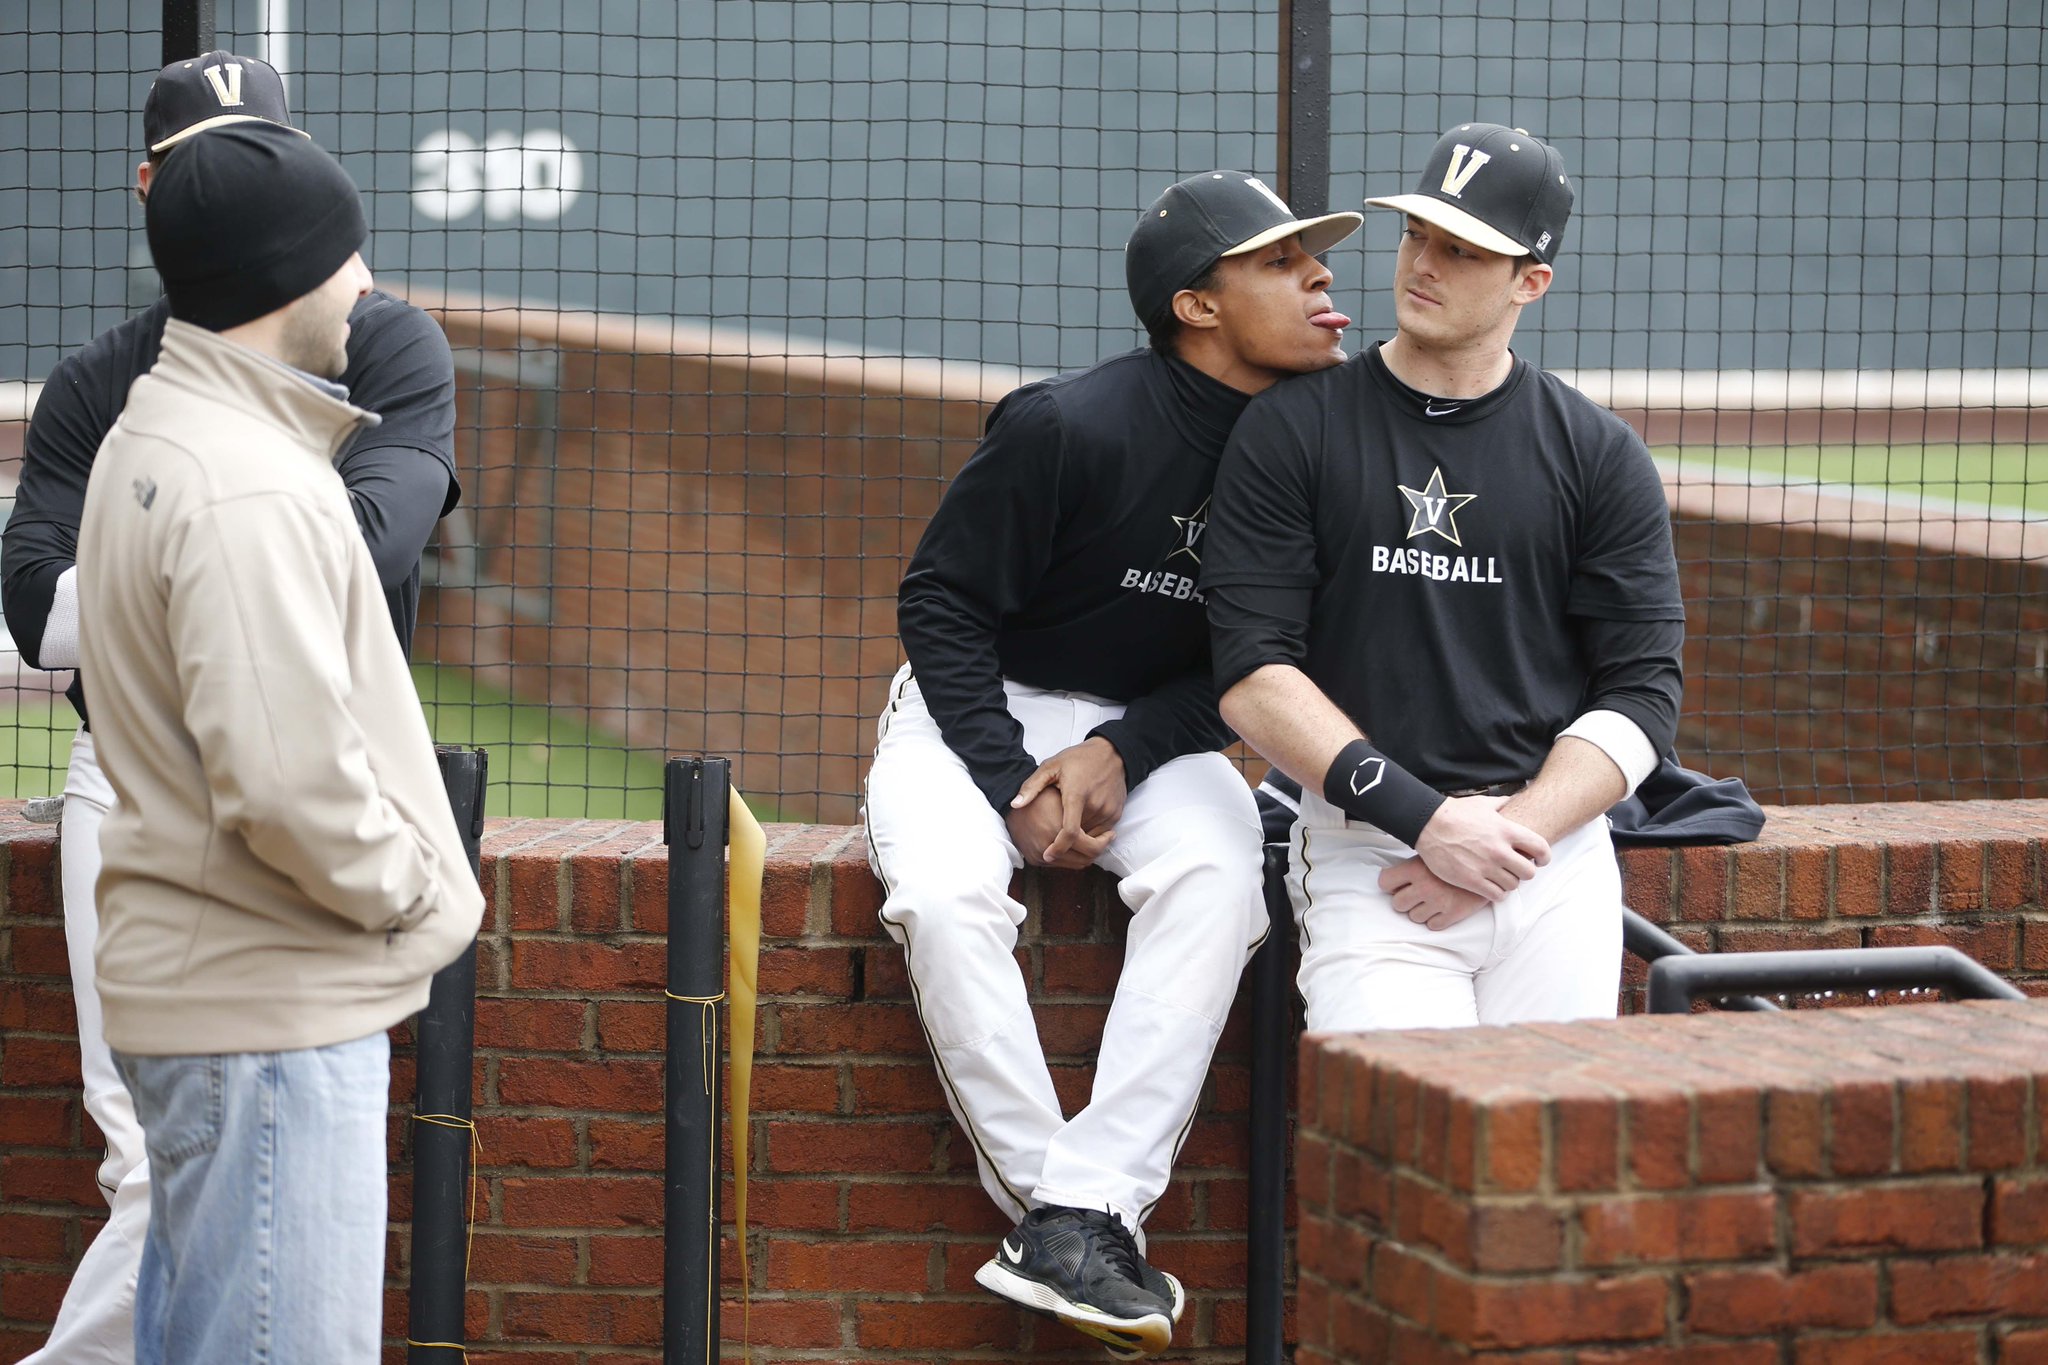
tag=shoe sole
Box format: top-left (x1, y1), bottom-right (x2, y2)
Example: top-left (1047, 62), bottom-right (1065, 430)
top-left (974, 1258), bottom-right (1174, 1356)
top-left (1100, 1272), bottom-right (1184, 1361)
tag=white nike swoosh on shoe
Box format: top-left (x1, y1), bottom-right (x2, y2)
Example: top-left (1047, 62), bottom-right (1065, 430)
top-left (1003, 1238), bottom-right (1024, 1262)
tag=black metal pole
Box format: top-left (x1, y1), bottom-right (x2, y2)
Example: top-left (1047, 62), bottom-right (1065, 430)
top-left (1275, 0), bottom-right (1332, 214)
top-left (664, 757), bottom-right (729, 1364)
top-left (1244, 846), bottom-right (1293, 1365)
top-left (161, 0), bottom-right (216, 65)
top-left (1242, 9), bottom-right (1331, 1360)
top-left (408, 746), bottom-right (488, 1363)
top-left (1647, 945), bottom-right (2025, 1015)
top-left (1622, 909), bottom-right (1778, 1013)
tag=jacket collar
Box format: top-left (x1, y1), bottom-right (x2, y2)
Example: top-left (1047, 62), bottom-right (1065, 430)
top-left (153, 318), bottom-right (380, 460)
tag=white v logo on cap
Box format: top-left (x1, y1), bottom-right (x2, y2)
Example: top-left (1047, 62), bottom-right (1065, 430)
top-left (203, 63), bottom-right (245, 107)
top-left (1242, 177), bottom-right (1292, 214)
top-left (1440, 145), bottom-right (1489, 198)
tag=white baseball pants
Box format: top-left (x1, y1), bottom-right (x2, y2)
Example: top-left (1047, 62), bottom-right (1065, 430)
top-left (24, 729), bottom-right (152, 1364)
top-left (862, 665), bottom-right (1266, 1236)
top-left (1288, 790), bottom-right (1622, 1032)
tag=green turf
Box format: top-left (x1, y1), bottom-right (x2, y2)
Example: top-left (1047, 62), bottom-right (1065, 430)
top-left (1657, 443), bottom-right (2048, 515)
top-left (0, 668), bottom-right (672, 818)
top-left (0, 699), bottom-right (75, 797)
top-left (10, 441), bottom-right (2039, 810)
top-left (410, 663), bottom-right (668, 820)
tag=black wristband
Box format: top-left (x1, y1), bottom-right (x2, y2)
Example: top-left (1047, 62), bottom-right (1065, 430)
top-left (1322, 739), bottom-right (1446, 847)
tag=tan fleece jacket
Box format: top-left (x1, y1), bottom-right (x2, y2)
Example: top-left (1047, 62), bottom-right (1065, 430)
top-left (76, 318), bottom-right (483, 1056)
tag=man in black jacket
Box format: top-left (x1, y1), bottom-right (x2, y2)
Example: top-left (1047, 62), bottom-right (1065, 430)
top-left (1, 51), bottom-right (458, 1364)
top-left (861, 172), bottom-right (1358, 1358)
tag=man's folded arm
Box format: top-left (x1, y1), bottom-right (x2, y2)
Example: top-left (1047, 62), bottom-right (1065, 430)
top-left (1086, 663), bottom-right (1236, 788)
top-left (897, 387), bottom-right (1068, 808)
top-left (168, 497), bottom-right (449, 932)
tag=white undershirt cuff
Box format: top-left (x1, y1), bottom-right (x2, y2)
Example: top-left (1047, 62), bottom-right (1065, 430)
top-left (1558, 708), bottom-right (1657, 797)
top-left (38, 565), bottom-right (81, 669)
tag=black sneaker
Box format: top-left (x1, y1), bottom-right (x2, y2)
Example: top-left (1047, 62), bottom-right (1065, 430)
top-left (973, 1205), bottom-right (1174, 1357)
top-left (1100, 1259), bottom-right (1185, 1360)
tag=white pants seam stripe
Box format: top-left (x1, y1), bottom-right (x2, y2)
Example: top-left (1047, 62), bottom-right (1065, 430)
top-left (876, 901), bottom-right (1034, 1213)
top-left (862, 663), bottom-right (1264, 1229)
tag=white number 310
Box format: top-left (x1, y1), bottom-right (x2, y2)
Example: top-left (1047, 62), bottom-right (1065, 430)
top-left (412, 130), bottom-right (583, 222)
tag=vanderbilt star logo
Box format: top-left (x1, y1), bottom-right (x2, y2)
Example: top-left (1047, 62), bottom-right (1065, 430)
top-left (1167, 497), bottom-right (1209, 563)
top-left (1397, 467), bottom-right (1477, 547)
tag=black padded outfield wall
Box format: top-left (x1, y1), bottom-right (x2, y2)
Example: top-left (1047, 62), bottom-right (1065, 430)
top-left (10, 1), bottom-right (2043, 376)
top-left (4, 0), bottom-right (1279, 377)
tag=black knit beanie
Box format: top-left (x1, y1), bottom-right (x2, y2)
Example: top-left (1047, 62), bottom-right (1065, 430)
top-left (146, 121), bottom-right (367, 331)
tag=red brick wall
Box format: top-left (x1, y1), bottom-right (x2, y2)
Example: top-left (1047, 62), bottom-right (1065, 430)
top-left (1669, 483), bottom-right (2048, 804)
top-left (387, 296), bottom-right (2048, 821)
top-left (1295, 999), bottom-right (2048, 1362)
top-left (5, 800), bottom-right (2048, 1362)
top-left (7, 314), bottom-right (2046, 817)
top-left (1613, 798), bottom-right (2048, 1015)
top-left (410, 294), bottom-right (1012, 823)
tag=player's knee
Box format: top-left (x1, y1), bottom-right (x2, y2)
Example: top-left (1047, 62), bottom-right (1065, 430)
top-left (878, 868), bottom-right (1020, 947)
top-left (1154, 817), bottom-right (1264, 889)
top-left (1131, 824), bottom-right (1267, 948)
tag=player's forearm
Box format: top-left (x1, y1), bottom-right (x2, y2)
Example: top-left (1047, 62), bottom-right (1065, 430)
top-left (340, 446), bottom-right (452, 589)
top-left (1218, 663), bottom-right (1362, 791)
top-left (34, 566), bottom-right (81, 669)
top-left (1092, 667), bottom-right (1233, 787)
top-left (1498, 736), bottom-right (1627, 842)
top-left (898, 595), bottom-right (1037, 808)
top-left (1, 553), bottom-right (73, 670)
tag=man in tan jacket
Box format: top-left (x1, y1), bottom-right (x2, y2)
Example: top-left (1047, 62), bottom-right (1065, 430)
top-left (75, 121), bottom-right (483, 1364)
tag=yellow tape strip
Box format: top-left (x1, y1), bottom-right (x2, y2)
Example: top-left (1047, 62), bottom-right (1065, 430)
top-left (725, 789), bottom-right (765, 1334)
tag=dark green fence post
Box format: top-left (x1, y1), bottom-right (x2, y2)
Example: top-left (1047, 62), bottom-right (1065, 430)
top-left (160, 0), bottom-right (216, 65)
top-left (663, 756), bottom-right (730, 1363)
top-left (408, 745), bottom-right (487, 1363)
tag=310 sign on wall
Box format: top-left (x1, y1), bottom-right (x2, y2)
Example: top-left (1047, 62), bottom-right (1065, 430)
top-left (411, 130), bottom-right (583, 221)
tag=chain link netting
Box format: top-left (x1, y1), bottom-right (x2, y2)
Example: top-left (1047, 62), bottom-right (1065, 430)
top-left (2, 0), bottom-right (2042, 819)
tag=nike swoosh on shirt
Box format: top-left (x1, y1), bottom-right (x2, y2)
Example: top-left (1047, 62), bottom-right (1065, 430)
top-left (1422, 402), bottom-right (1464, 417)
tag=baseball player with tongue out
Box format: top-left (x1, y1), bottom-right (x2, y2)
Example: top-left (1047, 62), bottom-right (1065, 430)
top-left (861, 172), bottom-right (1357, 1357)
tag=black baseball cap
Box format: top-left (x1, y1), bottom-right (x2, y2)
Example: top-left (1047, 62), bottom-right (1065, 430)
top-left (1126, 171), bottom-right (1362, 327)
top-left (142, 50), bottom-right (310, 154)
top-left (1366, 123), bottom-right (1573, 264)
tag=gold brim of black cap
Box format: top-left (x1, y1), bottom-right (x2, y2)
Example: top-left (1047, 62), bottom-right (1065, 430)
top-left (150, 113), bottom-right (311, 154)
top-left (1364, 193), bottom-right (1529, 257)
top-left (1221, 210), bottom-right (1364, 259)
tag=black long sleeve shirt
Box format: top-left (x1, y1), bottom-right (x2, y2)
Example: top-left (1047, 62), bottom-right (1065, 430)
top-left (2, 291), bottom-right (460, 727)
top-left (897, 347), bottom-right (1251, 809)
top-left (1203, 343), bottom-right (1685, 790)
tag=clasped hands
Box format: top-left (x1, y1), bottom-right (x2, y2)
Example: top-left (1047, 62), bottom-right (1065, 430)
top-left (1379, 794), bottom-right (1551, 933)
top-left (1005, 737), bottom-right (1126, 870)
top-left (1003, 747), bottom-right (1550, 926)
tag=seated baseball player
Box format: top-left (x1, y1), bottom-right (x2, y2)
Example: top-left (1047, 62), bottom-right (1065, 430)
top-left (861, 172), bottom-right (1360, 1357)
top-left (1204, 123), bottom-right (1686, 1033)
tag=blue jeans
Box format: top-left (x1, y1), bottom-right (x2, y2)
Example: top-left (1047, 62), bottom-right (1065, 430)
top-left (112, 1032), bottom-right (391, 1365)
